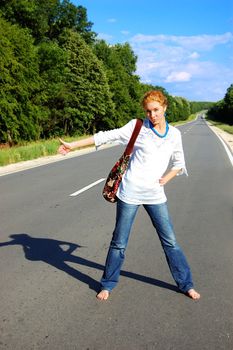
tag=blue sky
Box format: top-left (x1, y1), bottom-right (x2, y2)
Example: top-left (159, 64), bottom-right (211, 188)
top-left (72, 0), bottom-right (233, 102)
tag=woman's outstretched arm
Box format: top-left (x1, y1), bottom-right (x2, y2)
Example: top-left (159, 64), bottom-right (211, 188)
top-left (58, 136), bottom-right (95, 155)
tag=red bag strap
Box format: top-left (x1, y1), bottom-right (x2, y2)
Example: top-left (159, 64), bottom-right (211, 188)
top-left (124, 119), bottom-right (143, 156)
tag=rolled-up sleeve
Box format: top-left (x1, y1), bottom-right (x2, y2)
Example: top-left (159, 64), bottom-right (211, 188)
top-left (171, 131), bottom-right (188, 176)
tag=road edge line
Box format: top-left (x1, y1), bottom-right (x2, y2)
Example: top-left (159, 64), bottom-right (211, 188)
top-left (205, 121), bottom-right (233, 167)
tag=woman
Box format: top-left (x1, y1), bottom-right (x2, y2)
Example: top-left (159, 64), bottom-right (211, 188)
top-left (58, 90), bottom-right (200, 301)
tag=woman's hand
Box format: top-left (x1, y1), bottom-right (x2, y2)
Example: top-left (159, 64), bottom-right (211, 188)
top-left (58, 136), bottom-right (95, 155)
top-left (159, 177), bottom-right (167, 186)
top-left (58, 138), bottom-right (72, 155)
top-left (159, 169), bottom-right (181, 186)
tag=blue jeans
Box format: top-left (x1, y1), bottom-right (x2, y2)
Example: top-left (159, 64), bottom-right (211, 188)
top-left (100, 199), bottom-right (193, 293)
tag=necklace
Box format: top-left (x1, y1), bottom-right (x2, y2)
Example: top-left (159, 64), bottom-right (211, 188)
top-left (149, 120), bottom-right (169, 138)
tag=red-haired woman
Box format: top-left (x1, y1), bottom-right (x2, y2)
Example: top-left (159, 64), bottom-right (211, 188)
top-left (58, 90), bottom-right (200, 301)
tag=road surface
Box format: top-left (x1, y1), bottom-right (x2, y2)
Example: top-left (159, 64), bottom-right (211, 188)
top-left (0, 117), bottom-right (232, 350)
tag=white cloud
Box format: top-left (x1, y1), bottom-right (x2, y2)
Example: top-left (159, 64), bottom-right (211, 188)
top-left (165, 71), bottom-right (191, 83)
top-left (189, 52), bottom-right (200, 59)
top-left (130, 32), bottom-right (233, 51)
top-left (128, 32), bottom-right (233, 101)
top-left (121, 30), bottom-right (130, 36)
top-left (97, 33), bottom-right (114, 41)
top-left (107, 18), bottom-right (117, 23)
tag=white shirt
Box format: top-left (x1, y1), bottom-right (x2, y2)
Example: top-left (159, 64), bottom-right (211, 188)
top-left (94, 118), bottom-right (188, 204)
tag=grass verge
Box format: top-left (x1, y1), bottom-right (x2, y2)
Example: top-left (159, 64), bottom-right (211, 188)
top-left (0, 135), bottom-right (89, 167)
top-left (206, 119), bottom-right (233, 134)
top-left (171, 113), bottom-right (197, 126)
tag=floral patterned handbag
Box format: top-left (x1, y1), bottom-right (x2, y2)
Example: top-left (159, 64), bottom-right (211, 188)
top-left (102, 119), bottom-right (143, 203)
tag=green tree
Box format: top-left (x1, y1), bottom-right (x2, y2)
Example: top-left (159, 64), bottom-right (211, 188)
top-left (222, 84), bottom-right (233, 124)
top-left (36, 41), bottom-right (69, 137)
top-left (59, 30), bottom-right (114, 135)
top-left (0, 17), bottom-right (43, 144)
top-left (166, 96), bottom-right (179, 122)
top-left (0, 0), bottom-right (58, 42)
top-left (166, 96), bottom-right (190, 122)
top-left (0, 0), bottom-right (96, 43)
top-left (94, 40), bottom-right (142, 127)
top-left (207, 84), bottom-right (233, 125)
top-left (48, 1), bottom-right (96, 44)
top-left (190, 101), bottom-right (214, 114)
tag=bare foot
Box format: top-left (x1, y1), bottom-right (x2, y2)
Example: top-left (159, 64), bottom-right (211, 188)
top-left (96, 290), bottom-right (110, 301)
top-left (186, 288), bottom-right (201, 300)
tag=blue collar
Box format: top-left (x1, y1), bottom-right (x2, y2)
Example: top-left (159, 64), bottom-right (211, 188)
top-left (149, 120), bottom-right (169, 138)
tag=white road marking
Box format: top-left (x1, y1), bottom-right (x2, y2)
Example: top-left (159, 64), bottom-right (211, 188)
top-left (70, 178), bottom-right (106, 197)
top-left (205, 121), bottom-right (233, 167)
top-left (211, 132), bottom-right (233, 166)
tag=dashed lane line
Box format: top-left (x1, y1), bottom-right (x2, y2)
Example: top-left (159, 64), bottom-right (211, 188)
top-left (69, 178), bottom-right (106, 197)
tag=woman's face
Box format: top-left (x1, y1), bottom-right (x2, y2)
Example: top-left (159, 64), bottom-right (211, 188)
top-left (144, 101), bottom-right (167, 126)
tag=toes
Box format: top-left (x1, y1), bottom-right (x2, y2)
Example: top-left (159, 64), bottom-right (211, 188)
top-left (186, 289), bottom-right (201, 300)
top-left (96, 290), bottom-right (110, 301)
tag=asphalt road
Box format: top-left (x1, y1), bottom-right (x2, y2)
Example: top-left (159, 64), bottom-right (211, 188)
top-left (0, 117), bottom-right (232, 350)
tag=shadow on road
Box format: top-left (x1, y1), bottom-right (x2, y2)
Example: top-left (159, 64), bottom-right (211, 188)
top-left (0, 233), bottom-right (179, 294)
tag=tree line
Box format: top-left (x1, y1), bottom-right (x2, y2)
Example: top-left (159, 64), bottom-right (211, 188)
top-left (0, 0), bottom-right (215, 145)
top-left (207, 84), bottom-right (233, 125)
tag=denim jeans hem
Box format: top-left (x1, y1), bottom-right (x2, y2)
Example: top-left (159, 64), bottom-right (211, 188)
top-left (100, 286), bottom-right (112, 292)
top-left (180, 283), bottom-right (194, 293)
